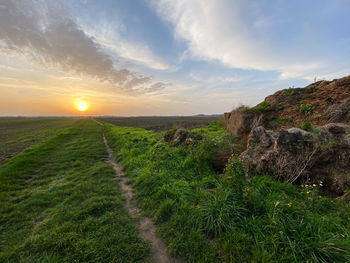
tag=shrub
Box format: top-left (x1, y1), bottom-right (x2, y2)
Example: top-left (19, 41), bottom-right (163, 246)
top-left (299, 119), bottom-right (313, 132)
top-left (284, 87), bottom-right (295, 94)
top-left (300, 104), bottom-right (314, 113)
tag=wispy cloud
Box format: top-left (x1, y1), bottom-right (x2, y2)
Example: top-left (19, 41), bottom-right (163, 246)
top-left (0, 0), bottom-right (167, 93)
top-left (150, 0), bottom-right (323, 79)
top-left (80, 18), bottom-right (171, 71)
top-left (189, 72), bottom-right (244, 84)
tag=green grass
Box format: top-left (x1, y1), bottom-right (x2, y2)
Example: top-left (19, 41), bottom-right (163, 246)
top-left (0, 117), bottom-right (79, 164)
top-left (0, 119), bottom-right (149, 262)
top-left (104, 121), bottom-right (350, 263)
top-left (284, 87), bottom-right (295, 94)
top-left (246, 101), bottom-right (271, 112)
top-left (300, 104), bottom-right (314, 113)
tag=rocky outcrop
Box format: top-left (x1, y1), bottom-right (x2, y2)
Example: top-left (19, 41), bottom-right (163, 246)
top-left (240, 123), bottom-right (350, 194)
top-left (225, 76), bottom-right (350, 138)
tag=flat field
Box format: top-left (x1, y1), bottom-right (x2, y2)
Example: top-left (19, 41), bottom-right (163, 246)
top-left (0, 117), bottom-right (79, 164)
top-left (98, 115), bottom-right (223, 131)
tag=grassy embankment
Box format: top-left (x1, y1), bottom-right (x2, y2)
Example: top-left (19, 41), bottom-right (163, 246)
top-left (104, 121), bottom-right (350, 263)
top-left (0, 117), bottom-right (79, 164)
top-left (0, 120), bottom-right (149, 262)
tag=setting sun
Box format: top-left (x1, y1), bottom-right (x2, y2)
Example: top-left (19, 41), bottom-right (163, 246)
top-left (77, 102), bottom-right (88, 111)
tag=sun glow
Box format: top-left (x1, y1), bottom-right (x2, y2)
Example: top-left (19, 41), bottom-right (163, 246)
top-left (77, 101), bottom-right (88, 111)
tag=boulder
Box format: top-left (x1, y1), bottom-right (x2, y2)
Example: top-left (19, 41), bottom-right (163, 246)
top-left (276, 128), bottom-right (315, 152)
top-left (172, 129), bottom-right (194, 146)
top-left (225, 107), bottom-right (263, 139)
top-left (239, 123), bottom-right (350, 195)
top-left (160, 128), bottom-right (194, 146)
top-left (325, 98), bottom-right (350, 123)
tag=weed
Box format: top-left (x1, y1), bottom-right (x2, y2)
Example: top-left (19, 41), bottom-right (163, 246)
top-left (299, 119), bottom-right (313, 132)
top-left (300, 104), bottom-right (314, 113)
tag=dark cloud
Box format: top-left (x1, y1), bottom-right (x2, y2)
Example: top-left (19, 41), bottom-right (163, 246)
top-left (0, 0), bottom-right (166, 93)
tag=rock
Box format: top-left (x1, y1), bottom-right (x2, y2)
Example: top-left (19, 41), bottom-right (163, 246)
top-left (224, 76), bottom-right (350, 136)
top-left (172, 129), bottom-right (193, 145)
top-left (326, 98), bottom-right (350, 123)
top-left (320, 122), bottom-right (350, 135)
top-left (248, 126), bottom-right (276, 148)
top-left (160, 128), bottom-right (194, 146)
top-left (225, 107), bottom-right (263, 139)
top-left (276, 128), bottom-right (314, 151)
top-left (161, 129), bottom-right (176, 142)
top-left (239, 124), bottom-right (350, 195)
top-left (240, 127), bottom-right (276, 172)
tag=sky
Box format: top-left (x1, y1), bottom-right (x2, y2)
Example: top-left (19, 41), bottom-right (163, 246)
top-left (0, 0), bottom-right (349, 116)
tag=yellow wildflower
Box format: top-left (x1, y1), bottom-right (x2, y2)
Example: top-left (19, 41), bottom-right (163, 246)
top-left (275, 201), bottom-right (280, 207)
top-left (288, 203), bottom-right (292, 207)
top-left (196, 204), bottom-right (200, 209)
top-left (306, 191), bottom-right (310, 195)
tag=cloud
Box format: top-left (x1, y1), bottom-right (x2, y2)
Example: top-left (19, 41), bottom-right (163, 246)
top-left (79, 18), bottom-right (171, 71)
top-left (150, 0), bottom-right (323, 79)
top-left (189, 72), bottom-right (244, 84)
top-left (0, 0), bottom-right (167, 93)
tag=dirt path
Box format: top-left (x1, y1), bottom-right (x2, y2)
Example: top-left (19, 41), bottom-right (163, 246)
top-left (100, 125), bottom-right (182, 263)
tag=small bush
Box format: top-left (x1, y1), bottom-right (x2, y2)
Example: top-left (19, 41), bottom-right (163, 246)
top-left (284, 87), bottom-right (295, 94)
top-left (299, 119), bottom-right (313, 132)
top-left (300, 104), bottom-right (314, 113)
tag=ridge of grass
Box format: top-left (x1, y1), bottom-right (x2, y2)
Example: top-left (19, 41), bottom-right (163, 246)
top-left (0, 120), bottom-right (149, 262)
top-left (104, 121), bottom-right (350, 263)
top-left (0, 117), bottom-right (79, 164)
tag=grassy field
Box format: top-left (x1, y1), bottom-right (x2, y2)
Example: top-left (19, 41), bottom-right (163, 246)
top-left (1, 117), bottom-right (350, 262)
top-left (0, 117), bottom-right (79, 164)
top-left (98, 115), bottom-right (223, 131)
top-left (0, 120), bottom-right (149, 262)
top-left (104, 121), bottom-right (350, 263)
